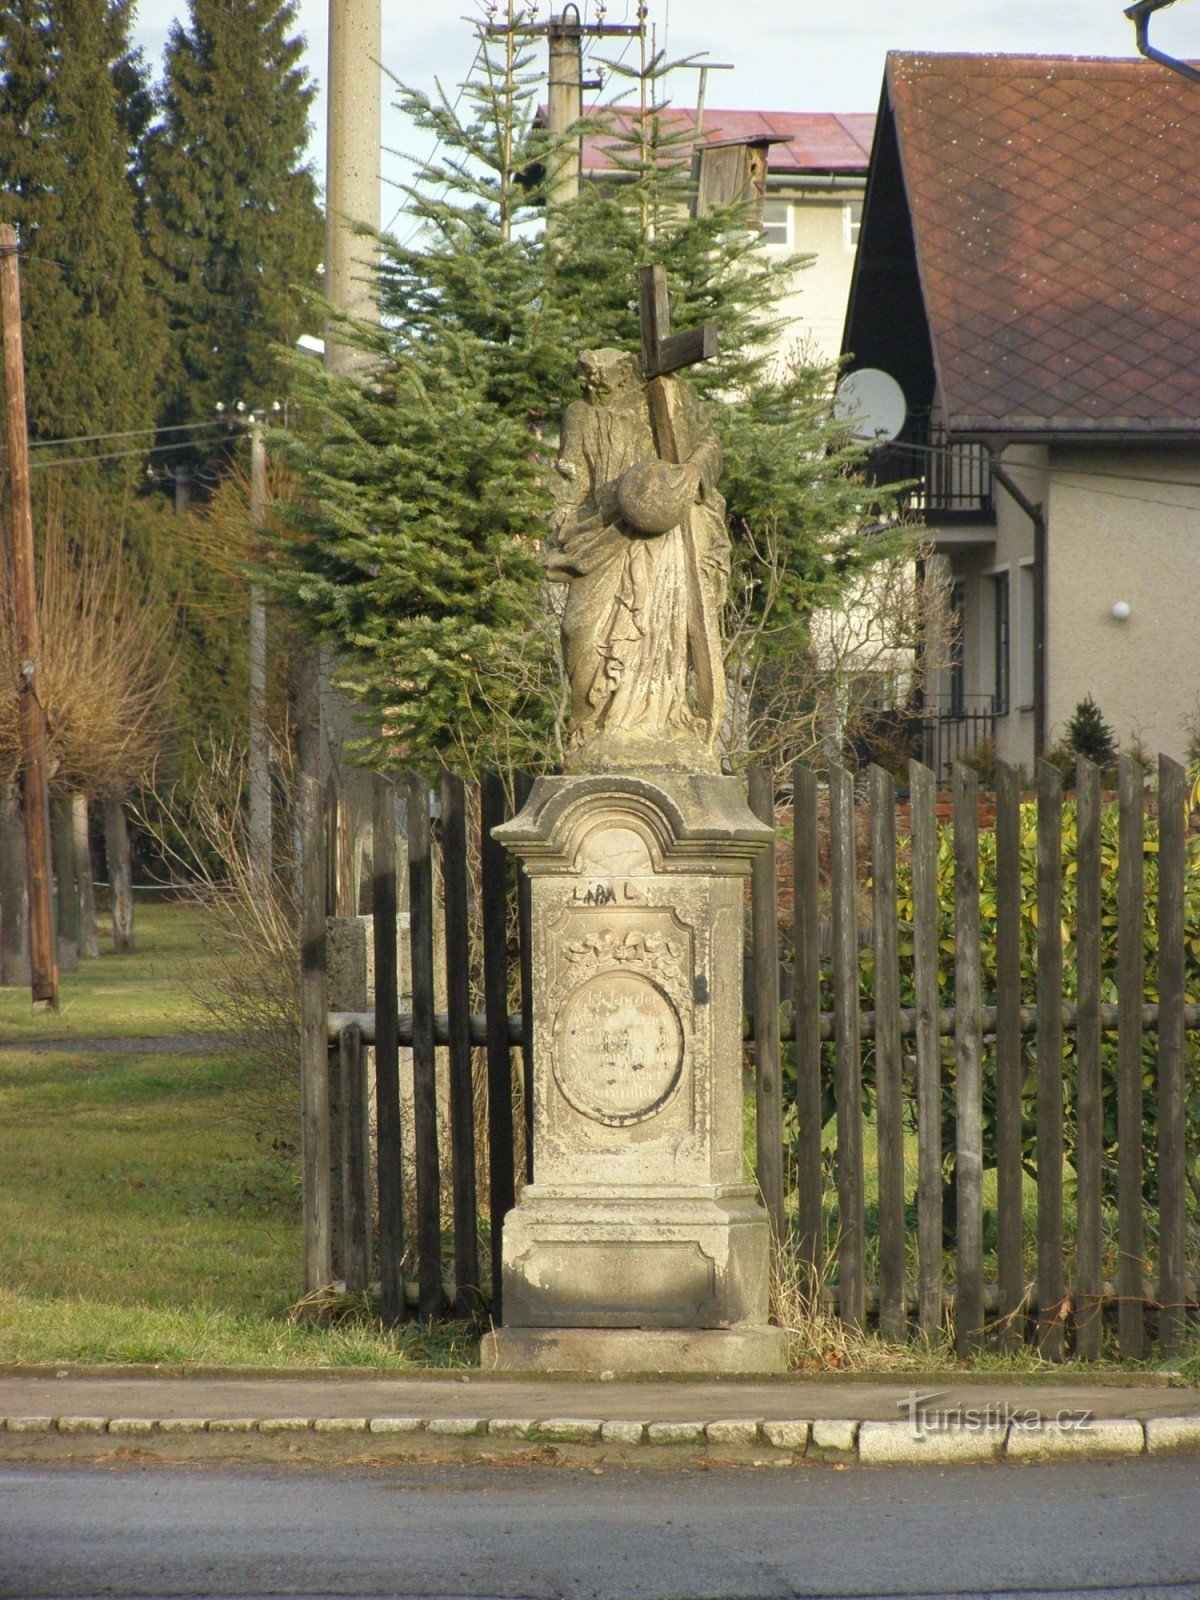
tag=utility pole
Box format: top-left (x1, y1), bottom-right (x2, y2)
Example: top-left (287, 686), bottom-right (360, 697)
top-left (488, 6), bottom-right (641, 233)
top-left (0, 225), bottom-right (58, 1011)
top-left (546, 12), bottom-right (583, 228)
top-left (324, 0), bottom-right (381, 377)
top-left (248, 416), bottom-right (271, 880)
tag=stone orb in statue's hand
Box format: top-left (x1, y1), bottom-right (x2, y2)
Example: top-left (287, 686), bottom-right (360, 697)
top-left (615, 460), bottom-right (699, 536)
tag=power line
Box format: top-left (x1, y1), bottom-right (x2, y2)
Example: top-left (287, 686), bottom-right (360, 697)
top-left (26, 418), bottom-right (231, 453)
top-left (23, 436), bottom-right (233, 473)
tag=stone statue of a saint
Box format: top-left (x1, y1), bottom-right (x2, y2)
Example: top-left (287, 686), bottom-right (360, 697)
top-left (546, 348), bottom-right (731, 771)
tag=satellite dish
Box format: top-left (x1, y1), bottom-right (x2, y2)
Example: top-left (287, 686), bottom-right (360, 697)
top-left (834, 368), bottom-right (907, 444)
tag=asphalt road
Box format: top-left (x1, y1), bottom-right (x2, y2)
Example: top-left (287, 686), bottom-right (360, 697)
top-left (2, 1458), bottom-right (1198, 1600)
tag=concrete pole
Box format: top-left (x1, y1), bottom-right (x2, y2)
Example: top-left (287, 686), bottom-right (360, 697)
top-left (324, 0), bottom-right (381, 375)
top-left (546, 13), bottom-right (582, 235)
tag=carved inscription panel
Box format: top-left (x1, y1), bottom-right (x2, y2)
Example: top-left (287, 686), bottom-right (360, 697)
top-left (554, 970), bottom-right (683, 1126)
top-left (544, 903), bottom-right (694, 1133)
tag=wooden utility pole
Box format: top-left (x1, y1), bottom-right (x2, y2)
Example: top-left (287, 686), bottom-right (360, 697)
top-left (0, 224), bottom-right (58, 1010)
top-left (248, 417), bottom-right (271, 879)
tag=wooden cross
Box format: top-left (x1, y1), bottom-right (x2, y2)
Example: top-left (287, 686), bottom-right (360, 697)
top-left (636, 264), bottom-right (718, 465)
top-left (635, 264), bottom-right (721, 721)
top-left (637, 263), bottom-right (718, 381)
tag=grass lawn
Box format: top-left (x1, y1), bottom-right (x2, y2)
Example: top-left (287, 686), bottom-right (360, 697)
top-left (0, 899), bottom-right (216, 1042)
top-left (0, 900), bottom-right (475, 1369)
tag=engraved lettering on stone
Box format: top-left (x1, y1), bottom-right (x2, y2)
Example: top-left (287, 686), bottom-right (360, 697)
top-left (562, 926), bottom-right (682, 976)
top-left (553, 971), bottom-right (684, 1125)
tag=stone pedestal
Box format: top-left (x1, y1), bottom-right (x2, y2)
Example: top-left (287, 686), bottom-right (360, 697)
top-left (480, 772), bottom-right (786, 1374)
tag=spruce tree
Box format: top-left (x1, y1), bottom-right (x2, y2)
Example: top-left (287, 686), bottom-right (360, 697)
top-left (270, 20), bottom-right (888, 773)
top-left (1065, 694), bottom-right (1118, 767)
top-left (0, 0), bottom-right (162, 445)
top-left (142, 0), bottom-right (323, 438)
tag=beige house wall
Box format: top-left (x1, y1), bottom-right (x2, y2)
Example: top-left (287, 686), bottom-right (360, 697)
top-left (1045, 448), bottom-right (1200, 764)
top-left (767, 183), bottom-right (864, 366)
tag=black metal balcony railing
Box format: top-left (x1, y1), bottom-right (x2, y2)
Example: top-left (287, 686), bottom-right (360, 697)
top-left (921, 695), bottom-right (996, 777)
top-left (876, 420), bottom-right (996, 524)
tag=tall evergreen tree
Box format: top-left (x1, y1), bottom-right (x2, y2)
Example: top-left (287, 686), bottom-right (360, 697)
top-left (0, 0), bottom-right (162, 445)
top-left (142, 0), bottom-right (323, 438)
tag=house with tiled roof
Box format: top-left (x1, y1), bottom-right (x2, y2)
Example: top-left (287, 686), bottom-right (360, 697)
top-left (581, 108), bottom-right (874, 361)
top-left (843, 52), bottom-right (1200, 771)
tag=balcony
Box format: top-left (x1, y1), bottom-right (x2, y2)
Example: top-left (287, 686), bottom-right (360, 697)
top-left (851, 695), bottom-right (996, 779)
top-left (877, 419), bottom-right (996, 526)
top-left (919, 695), bottom-right (996, 778)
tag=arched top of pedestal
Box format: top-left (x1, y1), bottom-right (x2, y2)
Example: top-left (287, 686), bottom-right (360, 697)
top-left (492, 773), bottom-right (772, 876)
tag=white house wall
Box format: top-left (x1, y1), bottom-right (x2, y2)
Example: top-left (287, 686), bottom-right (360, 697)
top-left (1045, 447), bottom-right (1200, 764)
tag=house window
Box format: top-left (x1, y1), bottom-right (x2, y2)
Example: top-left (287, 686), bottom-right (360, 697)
top-left (760, 198), bottom-right (792, 251)
top-left (1018, 561), bottom-right (1036, 711)
top-left (990, 570), bottom-right (1010, 715)
top-left (948, 581), bottom-right (966, 715)
top-left (844, 197), bottom-right (863, 251)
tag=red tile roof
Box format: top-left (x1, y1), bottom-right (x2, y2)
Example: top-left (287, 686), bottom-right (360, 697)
top-left (888, 52), bottom-right (1200, 435)
top-left (581, 109), bottom-right (874, 177)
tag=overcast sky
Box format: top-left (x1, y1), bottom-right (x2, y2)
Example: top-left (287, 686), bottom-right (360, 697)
top-left (128, 0), bottom-right (1199, 213)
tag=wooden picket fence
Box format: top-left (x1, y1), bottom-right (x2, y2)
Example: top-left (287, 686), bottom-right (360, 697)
top-left (311, 754), bottom-right (1198, 1358)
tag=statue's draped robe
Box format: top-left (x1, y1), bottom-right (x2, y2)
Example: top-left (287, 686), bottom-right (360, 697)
top-left (547, 380), bottom-right (731, 760)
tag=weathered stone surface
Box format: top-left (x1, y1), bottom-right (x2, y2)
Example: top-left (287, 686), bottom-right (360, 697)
top-left (208, 1418), bottom-right (257, 1433)
top-left (367, 1417), bottom-right (423, 1435)
top-left (426, 1417), bottom-right (484, 1437)
top-left (482, 1326), bottom-right (787, 1375)
top-left (705, 1419), bottom-right (760, 1445)
top-left (108, 1418), bottom-right (156, 1436)
top-left (1144, 1415), bottom-right (1200, 1455)
top-left (859, 1421), bottom-right (1006, 1465)
top-left (537, 1417), bottom-right (603, 1443)
top-left (646, 1421), bottom-right (705, 1445)
top-left (546, 349), bottom-right (729, 772)
top-left (156, 1418), bottom-right (208, 1433)
top-left (312, 1417), bottom-right (368, 1434)
top-left (258, 1418), bottom-right (312, 1434)
top-left (1006, 1419), bottom-right (1144, 1460)
top-left (56, 1417), bottom-right (108, 1435)
top-left (811, 1419), bottom-right (859, 1454)
top-left (762, 1420), bottom-right (810, 1452)
top-left (599, 1419), bottom-right (646, 1445)
top-left (486, 1418), bottom-right (538, 1439)
top-left (5, 1417), bottom-right (53, 1432)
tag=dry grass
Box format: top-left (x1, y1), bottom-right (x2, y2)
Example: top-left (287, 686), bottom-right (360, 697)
top-left (138, 741), bottom-right (299, 1134)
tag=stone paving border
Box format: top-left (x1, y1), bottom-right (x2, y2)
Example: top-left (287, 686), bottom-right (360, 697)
top-left (1, 1411), bottom-right (1198, 1464)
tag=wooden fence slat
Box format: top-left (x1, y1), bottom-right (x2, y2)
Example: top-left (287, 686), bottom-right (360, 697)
top-left (1035, 759), bottom-right (1065, 1359)
top-left (994, 760), bottom-right (1025, 1350)
top-left (480, 772), bottom-right (516, 1321)
top-left (1117, 754), bottom-right (1146, 1359)
top-left (372, 775), bottom-right (405, 1325)
top-left (339, 1021), bottom-right (370, 1294)
top-left (953, 763), bottom-right (985, 1354)
top-left (405, 772), bottom-right (444, 1322)
top-left (870, 765), bottom-right (905, 1341)
top-left (299, 771), bottom-right (332, 1293)
top-left (514, 771), bottom-right (535, 1185)
top-left (1074, 758), bottom-right (1104, 1360)
top-left (749, 766), bottom-right (784, 1238)
top-left (1157, 754), bottom-right (1187, 1355)
top-left (829, 764), bottom-right (865, 1332)
top-left (792, 763), bottom-right (823, 1287)
top-left (440, 771), bottom-right (481, 1314)
top-left (909, 759), bottom-right (942, 1340)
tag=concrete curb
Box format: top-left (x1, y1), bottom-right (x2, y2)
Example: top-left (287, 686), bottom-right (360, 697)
top-left (2, 1410), bottom-right (1196, 1464)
